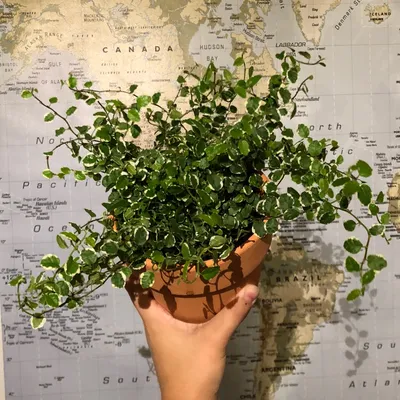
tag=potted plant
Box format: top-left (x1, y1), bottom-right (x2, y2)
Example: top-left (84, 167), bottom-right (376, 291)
top-left (10, 50), bottom-right (392, 329)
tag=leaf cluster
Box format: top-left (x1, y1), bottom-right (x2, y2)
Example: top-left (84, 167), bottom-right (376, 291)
top-left (16, 50), bottom-right (392, 328)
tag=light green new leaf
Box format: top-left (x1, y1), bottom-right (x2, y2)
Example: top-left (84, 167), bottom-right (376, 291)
top-left (41, 254), bottom-right (60, 270)
top-left (30, 316), bottom-right (46, 330)
top-left (140, 271), bottom-right (155, 289)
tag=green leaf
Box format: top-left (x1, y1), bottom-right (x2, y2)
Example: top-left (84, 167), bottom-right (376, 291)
top-left (343, 181), bottom-right (359, 196)
top-left (43, 293), bottom-right (59, 307)
top-left (252, 220), bottom-right (266, 237)
top-left (238, 140), bottom-right (250, 156)
top-left (41, 254), bottom-right (60, 270)
top-left (266, 218), bottom-right (279, 234)
top-left (42, 169), bottom-right (55, 179)
top-left (288, 68), bottom-right (298, 83)
top-left (234, 57), bottom-right (244, 66)
top-left (61, 232), bottom-right (79, 242)
top-left (247, 75), bottom-right (262, 88)
top-left (369, 224), bottom-right (384, 236)
top-left (81, 248), bottom-right (97, 264)
top-left (56, 235), bottom-right (68, 249)
top-left (299, 51), bottom-right (311, 60)
top-left (165, 234), bottom-right (176, 247)
top-left (102, 240), bottom-right (119, 255)
top-left (284, 208), bottom-right (300, 221)
top-left (223, 69), bottom-right (232, 81)
top-left (56, 281), bottom-right (70, 296)
top-left (319, 212), bottom-right (335, 224)
top-left (181, 242), bottom-right (191, 260)
top-left (345, 256), bottom-right (360, 272)
top-left (376, 191), bottom-right (385, 204)
top-left (84, 208), bottom-right (96, 218)
top-left (347, 289), bottom-right (361, 301)
top-left (319, 178), bottom-right (329, 192)
top-left (66, 106), bottom-right (77, 116)
top-left (67, 300), bottom-right (78, 309)
top-left (279, 88), bottom-right (291, 104)
top-left (170, 109), bottom-right (182, 120)
top-left (140, 271), bottom-right (155, 289)
top-left (356, 160), bottom-right (373, 178)
top-left (311, 159), bottom-right (321, 174)
top-left (134, 226), bottom-right (149, 246)
top-left (126, 161), bottom-right (137, 176)
top-left (152, 92), bottom-right (161, 104)
top-left (301, 192), bottom-right (312, 207)
top-left (201, 267), bottom-right (220, 281)
top-left (129, 84), bottom-right (138, 93)
top-left (367, 254), bottom-right (387, 271)
top-left (82, 154), bottom-right (97, 168)
top-left (332, 177), bottom-right (350, 187)
top-left (30, 316), bottom-right (46, 329)
top-left (137, 95), bottom-right (151, 109)
top-left (362, 270), bottom-right (375, 285)
top-left (128, 108), bottom-right (140, 122)
top-left (369, 203), bottom-right (379, 216)
top-left (130, 124), bottom-right (141, 138)
top-left (44, 113), bottom-right (55, 122)
top-left (68, 76), bottom-right (77, 88)
top-left (74, 171), bottom-right (86, 181)
top-left (381, 212), bottom-right (390, 225)
top-left (344, 238), bottom-right (363, 254)
top-left (234, 85), bottom-right (247, 98)
top-left (344, 220), bottom-right (357, 231)
top-left (84, 81), bottom-right (93, 88)
top-left (220, 245), bottom-right (234, 259)
top-left (9, 275), bottom-right (26, 287)
top-left (207, 174), bottom-right (223, 191)
top-left (55, 127), bottom-right (66, 136)
top-left (66, 257), bottom-right (80, 276)
top-left (111, 272), bottom-right (125, 288)
top-left (337, 155), bottom-right (344, 165)
top-left (49, 97), bottom-right (58, 104)
top-left (209, 235), bottom-right (226, 249)
top-left (151, 250), bottom-right (165, 264)
top-left (308, 140), bottom-right (323, 157)
top-left (357, 184), bottom-right (372, 206)
top-left (21, 90), bottom-right (33, 99)
top-left (297, 124), bottom-right (309, 138)
top-left (279, 193), bottom-right (293, 211)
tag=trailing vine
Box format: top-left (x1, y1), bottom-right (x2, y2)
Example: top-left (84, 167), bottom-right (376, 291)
top-left (10, 50), bottom-right (392, 329)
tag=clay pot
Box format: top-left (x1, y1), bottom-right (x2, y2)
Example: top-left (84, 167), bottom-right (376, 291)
top-left (146, 173), bottom-right (271, 323)
top-left (146, 233), bottom-right (272, 323)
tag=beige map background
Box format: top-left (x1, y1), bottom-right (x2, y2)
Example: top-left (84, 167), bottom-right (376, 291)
top-left (0, 0), bottom-right (400, 399)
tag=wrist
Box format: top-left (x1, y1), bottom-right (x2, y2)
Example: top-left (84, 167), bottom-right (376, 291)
top-left (161, 387), bottom-right (217, 400)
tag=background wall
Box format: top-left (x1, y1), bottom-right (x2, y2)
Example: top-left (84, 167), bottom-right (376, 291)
top-left (1, 1), bottom-right (400, 399)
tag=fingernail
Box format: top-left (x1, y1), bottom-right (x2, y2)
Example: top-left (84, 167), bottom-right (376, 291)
top-left (242, 284), bottom-right (259, 305)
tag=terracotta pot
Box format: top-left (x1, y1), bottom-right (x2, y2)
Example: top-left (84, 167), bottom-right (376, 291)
top-left (146, 233), bottom-right (272, 323)
top-left (144, 173), bottom-right (271, 323)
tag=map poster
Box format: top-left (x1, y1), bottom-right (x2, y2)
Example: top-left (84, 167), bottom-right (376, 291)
top-left (1, 0), bottom-right (400, 399)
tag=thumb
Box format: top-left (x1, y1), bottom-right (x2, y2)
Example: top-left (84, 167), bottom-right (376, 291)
top-left (206, 284), bottom-right (259, 344)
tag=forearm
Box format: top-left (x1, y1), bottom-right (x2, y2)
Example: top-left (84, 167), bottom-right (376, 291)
top-left (162, 391), bottom-right (217, 400)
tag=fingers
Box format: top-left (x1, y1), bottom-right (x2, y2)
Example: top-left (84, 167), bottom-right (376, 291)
top-left (205, 284), bottom-right (259, 344)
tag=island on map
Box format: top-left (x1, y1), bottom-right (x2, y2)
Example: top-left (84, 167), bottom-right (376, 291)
top-left (364, 3), bottom-right (391, 24)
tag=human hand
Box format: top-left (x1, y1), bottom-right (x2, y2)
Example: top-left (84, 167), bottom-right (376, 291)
top-left (125, 276), bottom-right (259, 400)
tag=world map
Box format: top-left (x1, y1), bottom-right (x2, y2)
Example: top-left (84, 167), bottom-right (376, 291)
top-left (1, 0), bottom-right (400, 399)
